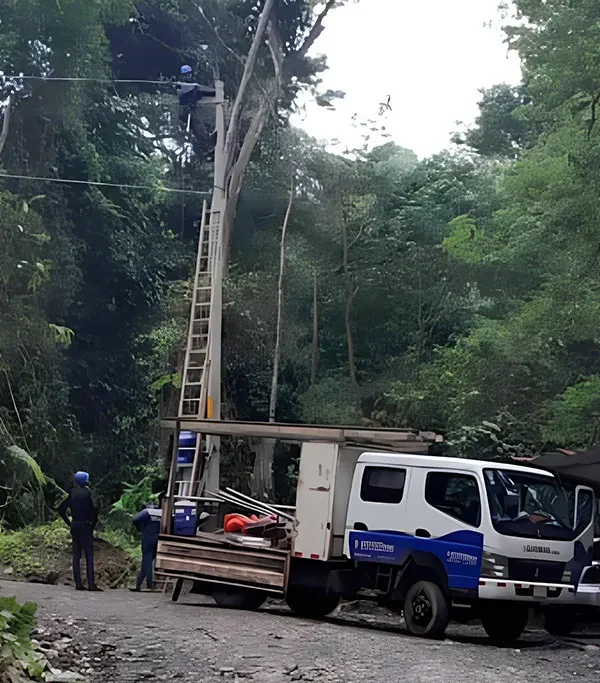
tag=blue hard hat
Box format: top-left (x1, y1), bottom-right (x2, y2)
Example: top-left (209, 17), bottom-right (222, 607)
top-left (180, 65), bottom-right (192, 74)
top-left (74, 471), bottom-right (89, 486)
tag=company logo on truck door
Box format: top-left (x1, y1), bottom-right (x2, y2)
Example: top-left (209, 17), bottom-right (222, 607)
top-left (354, 539), bottom-right (395, 554)
top-left (446, 550), bottom-right (478, 566)
top-left (523, 544), bottom-right (559, 555)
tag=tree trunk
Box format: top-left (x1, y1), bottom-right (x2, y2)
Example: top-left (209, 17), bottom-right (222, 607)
top-left (220, 1), bottom-right (341, 264)
top-left (311, 268), bottom-right (319, 386)
top-left (251, 437), bottom-right (276, 501)
top-left (0, 96), bottom-right (11, 159)
top-left (269, 173), bottom-right (294, 423)
top-left (345, 284), bottom-right (358, 386)
top-left (222, 89), bottom-right (274, 265)
top-left (223, 0), bottom-right (276, 179)
top-left (341, 216), bottom-right (358, 385)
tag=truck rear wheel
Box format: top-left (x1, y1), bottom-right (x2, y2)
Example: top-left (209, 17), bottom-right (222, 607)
top-left (544, 606), bottom-right (577, 637)
top-left (480, 603), bottom-right (528, 645)
top-left (403, 581), bottom-right (450, 638)
top-left (212, 589), bottom-right (266, 611)
top-left (285, 588), bottom-right (340, 619)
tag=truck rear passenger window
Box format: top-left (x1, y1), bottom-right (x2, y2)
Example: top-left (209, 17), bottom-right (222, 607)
top-left (360, 467), bottom-right (406, 504)
top-left (425, 472), bottom-right (481, 527)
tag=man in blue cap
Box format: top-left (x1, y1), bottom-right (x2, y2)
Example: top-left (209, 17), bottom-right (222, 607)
top-left (177, 64), bottom-right (216, 134)
top-left (57, 472), bottom-right (101, 591)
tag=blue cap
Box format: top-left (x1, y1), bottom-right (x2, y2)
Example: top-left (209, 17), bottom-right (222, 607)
top-left (74, 471), bottom-right (89, 487)
top-left (180, 65), bottom-right (192, 74)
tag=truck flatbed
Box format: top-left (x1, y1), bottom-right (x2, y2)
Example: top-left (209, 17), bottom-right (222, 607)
top-left (156, 533), bottom-right (289, 596)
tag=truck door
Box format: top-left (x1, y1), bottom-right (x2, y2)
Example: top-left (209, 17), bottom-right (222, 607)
top-left (345, 463), bottom-right (412, 536)
top-left (574, 486), bottom-right (595, 550)
top-left (403, 468), bottom-right (484, 540)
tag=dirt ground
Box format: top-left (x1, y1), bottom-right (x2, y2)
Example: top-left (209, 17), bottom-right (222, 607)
top-left (4, 581), bottom-right (600, 683)
top-left (1, 539), bottom-right (132, 587)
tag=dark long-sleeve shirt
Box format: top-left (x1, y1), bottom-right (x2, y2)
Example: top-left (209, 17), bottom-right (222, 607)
top-left (57, 487), bottom-right (98, 527)
top-left (133, 509), bottom-right (161, 551)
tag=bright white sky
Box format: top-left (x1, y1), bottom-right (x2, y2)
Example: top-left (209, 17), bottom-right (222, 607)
top-left (293, 0), bottom-right (522, 158)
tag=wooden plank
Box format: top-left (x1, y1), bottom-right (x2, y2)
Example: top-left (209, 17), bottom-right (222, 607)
top-left (156, 555), bottom-right (285, 588)
top-left (156, 571), bottom-right (284, 595)
top-left (158, 533), bottom-right (289, 556)
top-left (158, 543), bottom-right (287, 571)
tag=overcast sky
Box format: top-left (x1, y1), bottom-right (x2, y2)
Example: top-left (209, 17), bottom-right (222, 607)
top-left (293, 0), bottom-right (522, 159)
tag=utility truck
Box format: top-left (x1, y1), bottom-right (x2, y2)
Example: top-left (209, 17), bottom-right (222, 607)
top-left (157, 419), bottom-right (600, 643)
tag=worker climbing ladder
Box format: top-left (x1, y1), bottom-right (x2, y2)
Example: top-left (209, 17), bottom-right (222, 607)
top-left (173, 79), bottom-right (226, 498)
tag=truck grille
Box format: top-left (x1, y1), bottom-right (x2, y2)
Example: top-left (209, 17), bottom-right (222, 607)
top-left (508, 559), bottom-right (566, 584)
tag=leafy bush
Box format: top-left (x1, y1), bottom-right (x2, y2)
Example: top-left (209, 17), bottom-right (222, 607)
top-left (0, 596), bottom-right (47, 680)
top-left (0, 521), bottom-right (70, 578)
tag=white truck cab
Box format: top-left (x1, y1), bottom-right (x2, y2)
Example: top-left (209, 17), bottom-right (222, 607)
top-left (293, 450), bottom-right (598, 640)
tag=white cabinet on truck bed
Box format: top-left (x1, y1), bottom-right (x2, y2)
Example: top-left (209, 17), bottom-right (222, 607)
top-left (293, 443), bottom-right (363, 561)
top-left (293, 443), bottom-right (338, 561)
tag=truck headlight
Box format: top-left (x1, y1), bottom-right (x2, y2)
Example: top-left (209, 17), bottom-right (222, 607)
top-left (482, 550), bottom-right (509, 579)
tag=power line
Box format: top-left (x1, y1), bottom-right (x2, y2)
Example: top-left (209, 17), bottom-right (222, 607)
top-left (5, 75), bottom-right (175, 86)
top-left (0, 172), bottom-right (209, 196)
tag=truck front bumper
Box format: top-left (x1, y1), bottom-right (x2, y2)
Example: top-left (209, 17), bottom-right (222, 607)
top-left (478, 578), bottom-right (573, 602)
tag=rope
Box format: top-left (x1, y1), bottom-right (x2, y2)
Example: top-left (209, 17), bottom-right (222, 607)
top-left (0, 172), bottom-right (209, 195)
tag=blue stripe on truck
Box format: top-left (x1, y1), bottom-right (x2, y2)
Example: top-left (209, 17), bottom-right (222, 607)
top-left (348, 529), bottom-right (484, 590)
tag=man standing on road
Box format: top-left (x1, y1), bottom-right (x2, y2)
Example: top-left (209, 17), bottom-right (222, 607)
top-left (131, 499), bottom-right (162, 592)
top-left (57, 471), bottom-right (102, 592)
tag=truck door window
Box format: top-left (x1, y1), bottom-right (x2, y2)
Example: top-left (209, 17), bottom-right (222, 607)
top-left (575, 488), bottom-right (594, 534)
top-left (360, 467), bottom-right (406, 504)
top-left (425, 472), bottom-right (481, 527)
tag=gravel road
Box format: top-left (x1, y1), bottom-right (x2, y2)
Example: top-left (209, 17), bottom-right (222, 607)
top-left (4, 581), bottom-right (600, 683)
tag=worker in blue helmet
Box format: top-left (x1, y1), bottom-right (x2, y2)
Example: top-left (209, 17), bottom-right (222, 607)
top-left (57, 472), bottom-right (101, 591)
top-left (177, 64), bottom-right (216, 135)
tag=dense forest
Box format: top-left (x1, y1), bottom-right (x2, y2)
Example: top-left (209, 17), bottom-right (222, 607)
top-left (2, 0), bottom-right (600, 518)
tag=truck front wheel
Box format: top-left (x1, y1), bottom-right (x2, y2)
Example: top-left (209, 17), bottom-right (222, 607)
top-left (403, 581), bottom-right (450, 638)
top-left (480, 603), bottom-right (528, 645)
top-left (212, 589), bottom-right (266, 611)
top-left (286, 588), bottom-right (340, 619)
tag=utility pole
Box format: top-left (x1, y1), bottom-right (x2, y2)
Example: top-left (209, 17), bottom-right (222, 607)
top-left (204, 79), bottom-right (226, 492)
top-left (177, 79), bottom-right (226, 498)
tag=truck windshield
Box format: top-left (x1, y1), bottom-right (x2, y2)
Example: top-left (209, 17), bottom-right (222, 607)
top-left (484, 469), bottom-right (577, 541)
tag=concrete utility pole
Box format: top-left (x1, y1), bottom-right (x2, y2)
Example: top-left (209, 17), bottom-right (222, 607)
top-left (177, 79), bottom-right (226, 498)
top-left (204, 79), bottom-right (226, 492)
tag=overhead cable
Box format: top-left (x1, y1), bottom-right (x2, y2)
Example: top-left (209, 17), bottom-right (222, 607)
top-left (0, 172), bottom-right (209, 196)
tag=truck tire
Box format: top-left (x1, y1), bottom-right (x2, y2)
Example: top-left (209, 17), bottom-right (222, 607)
top-left (212, 589), bottom-right (266, 611)
top-left (544, 606), bottom-right (577, 637)
top-left (285, 588), bottom-right (340, 619)
top-left (403, 581), bottom-right (450, 638)
top-left (480, 604), bottom-right (528, 645)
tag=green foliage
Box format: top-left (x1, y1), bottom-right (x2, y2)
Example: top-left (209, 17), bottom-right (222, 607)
top-left (543, 376), bottom-right (600, 450)
top-left (0, 596), bottom-right (47, 680)
top-left (111, 474), bottom-right (158, 515)
top-left (4, 446), bottom-right (46, 487)
top-left (442, 215), bottom-right (492, 265)
top-left (0, 521), bottom-right (70, 578)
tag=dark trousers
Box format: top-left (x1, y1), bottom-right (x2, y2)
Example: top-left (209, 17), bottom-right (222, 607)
top-left (136, 542), bottom-right (157, 590)
top-left (71, 521), bottom-right (95, 589)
